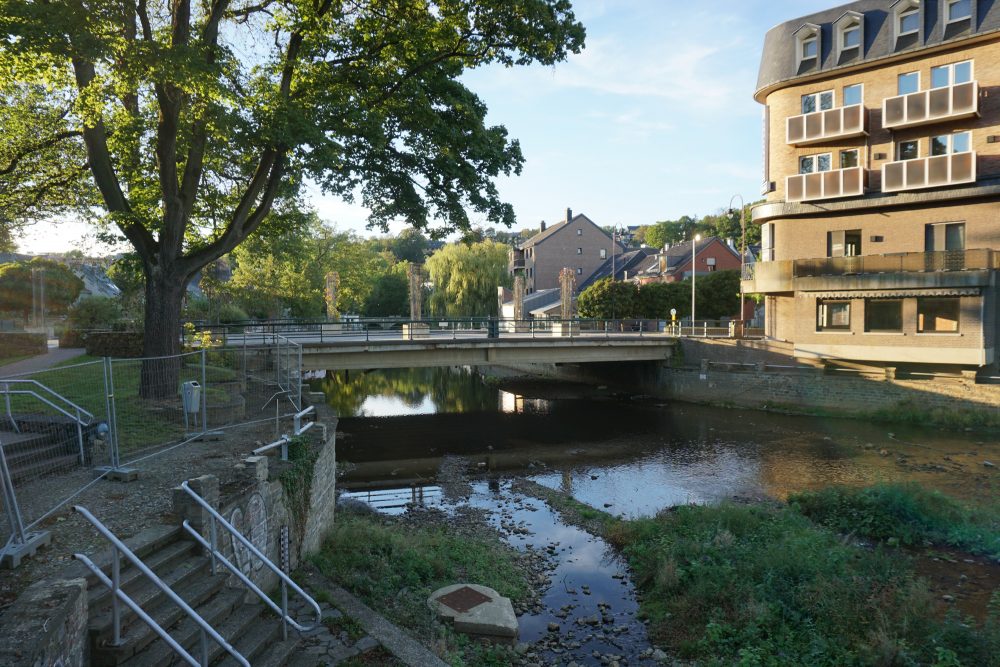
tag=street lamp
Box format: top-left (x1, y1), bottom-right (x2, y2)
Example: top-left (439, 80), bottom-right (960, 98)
top-left (691, 234), bottom-right (701, 335)
top-left (611, 223), bottom-right (626, 322)
top-left (728, 194), bottom-right (747, 328)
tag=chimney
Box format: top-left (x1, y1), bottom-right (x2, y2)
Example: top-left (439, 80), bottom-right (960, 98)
top-left (540, 220), bottom-right (547, 232)
top-left (664, 243), bottom-right (670, 252)
top-left (566, 208), bottom-right (573, 223)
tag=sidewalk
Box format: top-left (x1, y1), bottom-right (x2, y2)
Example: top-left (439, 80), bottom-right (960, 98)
top-left (0, 345), bottom-right (86, 377)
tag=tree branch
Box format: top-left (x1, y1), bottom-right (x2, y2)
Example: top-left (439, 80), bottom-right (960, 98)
top-left (0, 131), bottom-right (83, 177)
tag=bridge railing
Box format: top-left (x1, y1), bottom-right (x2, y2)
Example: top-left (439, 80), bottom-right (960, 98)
top-left (185, 317), bottom-right (762, 343)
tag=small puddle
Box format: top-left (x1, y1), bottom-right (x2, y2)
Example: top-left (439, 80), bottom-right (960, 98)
top-left (342, 477), bottom-right (659, 665)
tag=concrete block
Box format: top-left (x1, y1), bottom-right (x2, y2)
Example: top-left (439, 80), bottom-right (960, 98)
top-left (428, 584), bottom-right (518, 640)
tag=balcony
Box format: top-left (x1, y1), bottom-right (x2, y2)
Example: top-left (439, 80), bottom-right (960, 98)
top-left (882, 81), bottom-right (978, 130)
top-left (742, 249), bottom-right (998, 295)
top-left (786, 104), bottom-right (866, 146)
top-left (786, 166), bottom-right (865, 203)
top-left (882, 152), bottom-right (976, 193)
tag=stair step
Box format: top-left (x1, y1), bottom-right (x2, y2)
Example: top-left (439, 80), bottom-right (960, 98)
top-left (90, 554), bottom-right (209, 641)
top-left (0, 429), bottom-right (53, 450)
top-left (250, 636), bottom-right (302, 667)
top-left (214, 615), bottom-right (282, 667)
top-left (201, 603), bottom-right (265, 664)
top-left (90, 568), bottom-right (226, 665)
top-left (72, 525), bottom-right (185, 589)
top-left (88, 540), bottom-right (198, 610)
top-left (119, 588), bottom-right (245, 667)
top-left (10, 453), bottom-right (79, 481)
top-left (6, 439), bottom-right (75, 466)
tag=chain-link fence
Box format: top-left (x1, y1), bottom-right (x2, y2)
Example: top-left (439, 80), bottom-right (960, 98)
top-left (0, 342), bottom-right (301, 568)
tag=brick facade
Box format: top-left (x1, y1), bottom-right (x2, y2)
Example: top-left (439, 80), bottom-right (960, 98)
top-left (512, 211), bottom-right (622, 293)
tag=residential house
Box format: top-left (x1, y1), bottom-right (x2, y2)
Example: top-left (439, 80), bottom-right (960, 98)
top-left (744, 0), bottom-right (1000, 370)
top-left (634, 237), bottom-right (742, 284)
top-left (576, 247), bottom-right (656, 292)
top-left (509, 209), bottom-right (623, 293)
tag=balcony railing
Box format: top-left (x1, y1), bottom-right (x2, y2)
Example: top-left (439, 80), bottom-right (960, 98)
top-left (510, 258), bottom-right (525, 270)
top-left (793, 249), bottom-right (997, 278)
top-left (882, 152), bottom-right (976, 193)
top-left (786, 166), bottom-right (865, 203)
top-left (882, 81), bottom-right (978, 130)
top-left (786, 104), bottom-right (866, 146)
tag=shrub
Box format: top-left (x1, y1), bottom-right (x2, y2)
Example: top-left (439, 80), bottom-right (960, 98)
top-left (67, 296), bottom-right (123, 330)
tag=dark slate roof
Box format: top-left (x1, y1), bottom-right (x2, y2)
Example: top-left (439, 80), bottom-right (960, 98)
top-left (523, 288), bottom-right (562, 311)
top-left (757, 1), bottom-right (1000, 100)
top-left (518, 213), bottom-right (612, 249)
top-left (636, 237), bottom-right (739, 277)
top-left (577, 248), bottom-right (656, 292)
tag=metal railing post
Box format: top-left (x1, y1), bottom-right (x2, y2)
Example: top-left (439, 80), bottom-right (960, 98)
top-left (2, 383), bottom-right (15, 432)
top-left (75, 407), bottom-right (85, 465)
top-left (111, 546), bottom-right (122, 646)
top-left (209, 516), bottom-right (217, 576)
top-left (200, 629), bottom-right (209, 667)
top-left (281, 580), bottom-right (289, 640)
top-left (0, 440), bottom-right (27, 547)
top-left (106, 358), bottom-right (121, 469)
top-left (200, 349), bottom-right (208, 434)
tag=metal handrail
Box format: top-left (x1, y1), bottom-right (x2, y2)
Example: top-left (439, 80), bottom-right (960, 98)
top-left (0, 379), bottom-right (95, 423)
top-left (179, 480), bottom-right (321, 637)
top-left (72, 505), bottom-right (249, 667)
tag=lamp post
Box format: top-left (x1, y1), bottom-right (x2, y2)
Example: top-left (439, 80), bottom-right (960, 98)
top-left (611, 224), bottom-right (625, 322)
top-left (691, 234), bottom-right (701, 336)
top-left (728, 194), bottom-right (747, 328)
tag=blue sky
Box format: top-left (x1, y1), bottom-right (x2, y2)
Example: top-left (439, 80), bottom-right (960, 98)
top-left (20, 0), bottom-right (837, 254)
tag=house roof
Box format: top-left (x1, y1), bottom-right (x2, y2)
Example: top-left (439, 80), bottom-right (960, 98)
top-left (577, 248), bottom-right (656, 292)
top-left (757, 1), bottom-right (1000, 101)
top-left (636, 237), bottom-right (740, 277)
top-left (518, 213), bottom-right (613, 249)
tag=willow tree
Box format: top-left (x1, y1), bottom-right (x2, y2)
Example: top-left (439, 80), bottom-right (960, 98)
top-left (0, 1), bottom-right (584, 396)
top-left (426, 239), bottom-right (510, 317)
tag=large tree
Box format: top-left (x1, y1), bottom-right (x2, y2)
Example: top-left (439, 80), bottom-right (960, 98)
top-left (0, 258), bottom-right (85, 323)
top-left (0, 1), bottom-right (584, 395)
top-left (425, 239), bottom-right (510, 317)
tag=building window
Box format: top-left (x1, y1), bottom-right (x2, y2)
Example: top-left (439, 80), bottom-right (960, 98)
top-left (925, 222), bottom-right (966, 251)
top-left (843, 83), bottom-right (863, 106)
top-left (840, 149), bottom-right (859, 169)
top-left (576, 247), bottom-right (582, 255)
top-left (706, 257), bottom-right (717, 272)
top-left (801, 90), bottom-right (834, 114)
top-left (917, 297), bottom-right (960, 333)
top-left (898, 71), bottom-right (920, 95)
top-left (795, 24), bottom-right (821, 70)
top-left (931, 60), bottom-right (973, 88)
top-left (946, 0), bottom-right (972, 23)
top-left (897, 140), bottom-right (919, 160)
top-left (898, 4), bottom-right (920, 36)
top-left (577, 229), bottom-right (582, 235)
top-left (600, 248), bottom-right (607, 259)
top-left (828, 229), bottom-right (862, 257)
top-left (931, 131), bottom-right (971, 155)
top-left (865, 300), bottom-right (903, 332)
top-left (576, 267), bottom-right (583, 275)
top-left (835, 12), bottom-right (864, 62)
top-left (817, 300), bottom-right (851, 331)
top-left (800, 153), bottom-right (832, 174)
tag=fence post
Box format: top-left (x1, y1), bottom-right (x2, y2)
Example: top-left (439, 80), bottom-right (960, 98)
top-left (105, 357), bottom-right (121, 470)
top-left (201, 348), bottom-right (208, 434)
top-left (297, 345), bottom-right (303, 411)
top-left (0, 440), bottom-right (27, 547)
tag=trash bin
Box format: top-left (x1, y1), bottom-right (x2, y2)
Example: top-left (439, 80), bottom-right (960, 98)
top-left (181, 381), bottom-right (201, 429)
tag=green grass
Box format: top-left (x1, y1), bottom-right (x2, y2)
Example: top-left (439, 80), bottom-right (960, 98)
top-left (789, 483), bottom-right (1000, 558)
top-left (0, 353), bottom-right (37, 367)
top-left (311, 511), bottom-right (529, 666)
top-left (605, 501), bottom-right (1000, 666)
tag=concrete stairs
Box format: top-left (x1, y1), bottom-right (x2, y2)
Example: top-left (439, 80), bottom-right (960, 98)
top-left (81, 525), bottom-right (300, 666)
top-left (0, 428), bottom-right (79, 481)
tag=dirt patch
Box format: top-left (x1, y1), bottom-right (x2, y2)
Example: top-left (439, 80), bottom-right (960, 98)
top-left (911, 547), bottom-right (1000, 623)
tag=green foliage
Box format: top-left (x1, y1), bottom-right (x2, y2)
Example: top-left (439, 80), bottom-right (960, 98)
top-left (0, 0), bottom-right (585, 354)
top-left (388, 229), bottom-right (430, 264)
top-left (694, 270), bottom-right (741, 320)
top-left (278, 437), bottom-right (319, 533)
top-left (790, 483), bottom-right (1000, 557)
top-left (363, 264), bottom-right (409, 317)
top-left (67, 296), bottom-right (122, 330)
top-left (0, 257), bottom-right (84, 320)
top-left (636, 281), bottom-right (689, 319)
top-left (426, 240), bottom-right (511, 317)
top-left (637, 204), bottom-right (764, 251)
top-left (611, 501), bottom-right (1000, 665)
top-left (576, 278), bottom-right (639, 319)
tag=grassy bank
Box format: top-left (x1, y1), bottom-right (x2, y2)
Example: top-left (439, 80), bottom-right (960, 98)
top-left (311, 508), bottom-right (531, 666)
top-left (607, 501), bottom-right (999, 665)
top-left (790, 483), bottom-right (1000, 558)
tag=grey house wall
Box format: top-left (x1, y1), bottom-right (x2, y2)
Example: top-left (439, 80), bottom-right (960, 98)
top-left (525, 215), bottom-right (622, 292)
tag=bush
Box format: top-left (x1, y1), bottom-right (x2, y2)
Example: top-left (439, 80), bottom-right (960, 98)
top-left (67, 296), bottom-right (123, 330)
top-left (790, 483), bottom-right (1000, 557)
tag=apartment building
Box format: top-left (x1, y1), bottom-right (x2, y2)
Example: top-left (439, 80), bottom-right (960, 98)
top-left (744, 0), bottom-right (1000, 370)
top-left (509, 209), bottom-right (623, 293)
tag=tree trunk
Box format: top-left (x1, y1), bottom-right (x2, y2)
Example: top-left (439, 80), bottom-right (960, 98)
top-left (140, 271), bottom-right (187, 399)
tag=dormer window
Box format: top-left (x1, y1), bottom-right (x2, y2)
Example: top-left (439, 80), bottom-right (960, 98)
top-left (946, 0), bottom-right (972, 23)
top-left (794, 24), bottom-right (821, 71)
top-left (834, 12), bottom-right (864, 62)
top-left (899, 7), bottom-right (919, 33)
top-left (892, 0), bottom-right (921, 44)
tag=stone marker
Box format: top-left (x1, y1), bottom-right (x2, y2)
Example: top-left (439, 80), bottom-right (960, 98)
top-left (428, 583), bottom-right (518, 640)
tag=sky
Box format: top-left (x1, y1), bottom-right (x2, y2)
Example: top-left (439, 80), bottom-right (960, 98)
top-left (18, 0), bottom-right (839, 255)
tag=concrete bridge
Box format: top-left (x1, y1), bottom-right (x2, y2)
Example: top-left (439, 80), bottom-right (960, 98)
top-left (297, 335), bottom-right (676, 371)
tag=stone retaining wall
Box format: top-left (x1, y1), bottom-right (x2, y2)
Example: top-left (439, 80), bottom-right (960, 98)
top-left (0, 578), bottom-right (88, 667)
top-left (0, 331), bottom-right (47, 358)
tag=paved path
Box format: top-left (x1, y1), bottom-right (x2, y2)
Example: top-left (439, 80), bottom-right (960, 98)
top-left (0, 346), bottom-right (86, 377)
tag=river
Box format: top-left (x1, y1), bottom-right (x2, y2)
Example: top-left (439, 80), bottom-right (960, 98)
top-left (311, 366), bottom-right (999, 665)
